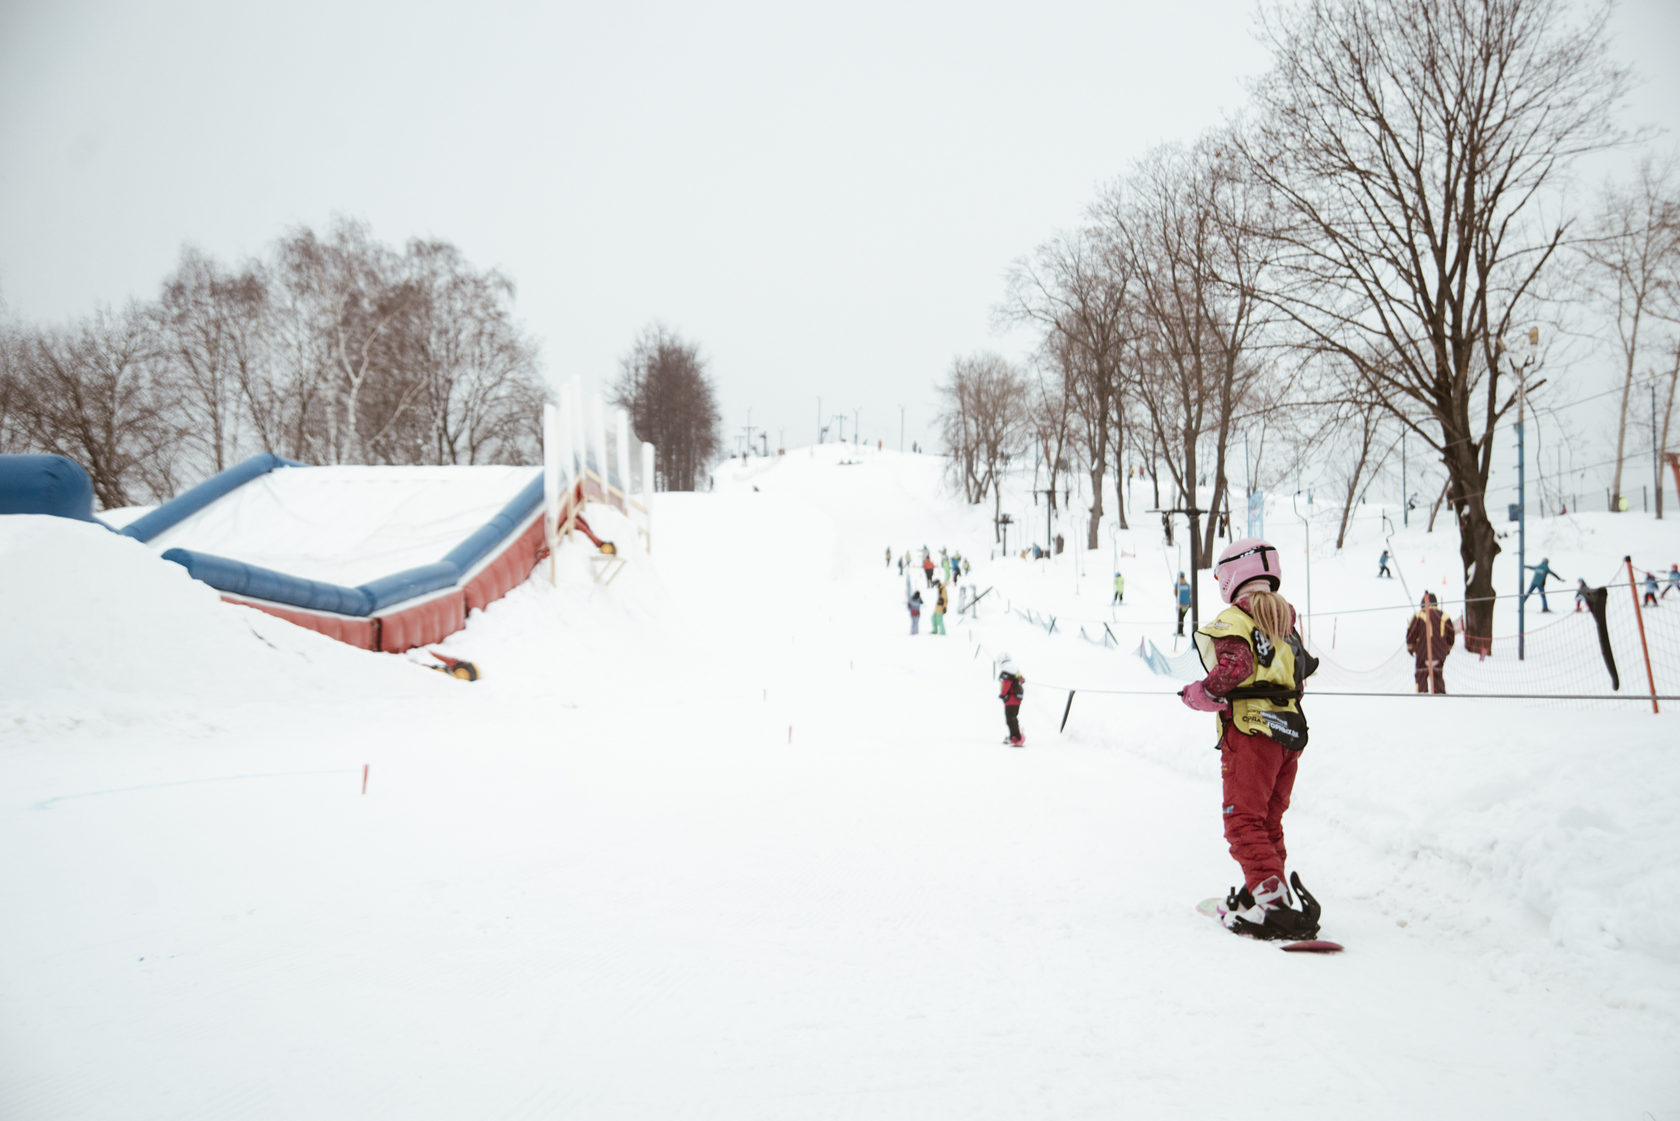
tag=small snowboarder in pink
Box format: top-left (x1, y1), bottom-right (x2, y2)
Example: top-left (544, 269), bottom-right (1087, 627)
top-left (998, 654), bottom-right (1025, 747)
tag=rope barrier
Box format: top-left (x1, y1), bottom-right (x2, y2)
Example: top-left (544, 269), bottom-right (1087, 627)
top-left (1038, 684), bottom-right (1680, 702)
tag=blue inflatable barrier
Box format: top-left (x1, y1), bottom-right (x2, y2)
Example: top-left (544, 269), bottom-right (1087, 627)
top-left (361, 562), bottom-right (462, 612)
top-left (441, 474), bottom-right (546, 574)
top-left (161, 548), bottom-right (378, 616)
top-left (123, 452), bottom-right (301, 543)
top-left (0, 454), bottom-right (101, 522)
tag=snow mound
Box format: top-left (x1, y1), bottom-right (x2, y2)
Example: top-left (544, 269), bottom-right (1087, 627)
top-left (0, 515), bottom-right (433, 704)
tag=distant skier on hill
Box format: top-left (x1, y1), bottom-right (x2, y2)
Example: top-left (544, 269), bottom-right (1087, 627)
top-left (1523, 558), bottom-right (1564, 613)
top-left (922, 552), bottom-right (936, 587)
top-left (1180, 537), bottom-right (1322, 941)
top-left (1174, 573), bottom-right (1192, 635)
top-left (998, 653), bottom-right (1025, 747)
top-left (1644, 572), bottom-right (1660, 608)
top-left (1113, 570), bottom-right (1125, 604)
top-left (1377, 549), bottom-right (1393, 578)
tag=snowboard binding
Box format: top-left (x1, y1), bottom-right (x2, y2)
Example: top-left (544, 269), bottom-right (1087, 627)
top-left (1223, 871), bottom-right (1322, 941)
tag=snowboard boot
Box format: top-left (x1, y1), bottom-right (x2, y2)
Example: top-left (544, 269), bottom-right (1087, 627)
top-left (1220, 872), bottom-right (1321, 941)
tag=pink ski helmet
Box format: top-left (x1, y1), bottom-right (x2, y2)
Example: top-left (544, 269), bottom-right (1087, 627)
top-left (1214, 537), bottom-right (1281, 602)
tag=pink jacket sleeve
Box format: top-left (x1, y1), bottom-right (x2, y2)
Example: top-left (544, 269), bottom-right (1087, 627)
top-left (1199, 635), bottom-right (1254, 698)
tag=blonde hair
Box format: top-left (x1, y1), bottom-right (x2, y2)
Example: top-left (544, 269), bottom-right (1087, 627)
top-left (1239, 583), bottom-right (1295, 644)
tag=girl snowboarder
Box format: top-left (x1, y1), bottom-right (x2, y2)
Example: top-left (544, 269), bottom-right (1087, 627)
top-left (998, 653), bottom-right (1025, 746)
top-left (1180, 537), bottom-right (1322, 941)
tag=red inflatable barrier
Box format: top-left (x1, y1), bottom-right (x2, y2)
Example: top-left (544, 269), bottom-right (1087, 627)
top-left (221, 596), bottom-right (380, 650)
top-left (464, 515), bottom-right (546, 613)
top-left (377, 592), bottom-right (467, 654)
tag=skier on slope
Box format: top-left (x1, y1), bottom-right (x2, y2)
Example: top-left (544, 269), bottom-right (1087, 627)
top-left (1179, 538), bottom-right (1323, 941)
top-left (998, 653), bottom-right (1025, 746)
top-left (1523, 557), bottom-right (1564, 613)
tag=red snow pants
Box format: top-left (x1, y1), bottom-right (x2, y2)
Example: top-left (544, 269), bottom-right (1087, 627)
top-left (1219, 721), bottom-right (1300, 891)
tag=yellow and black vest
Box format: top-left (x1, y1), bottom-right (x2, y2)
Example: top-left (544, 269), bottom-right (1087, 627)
top-left (1193, 605), bottom-right (1319, 750)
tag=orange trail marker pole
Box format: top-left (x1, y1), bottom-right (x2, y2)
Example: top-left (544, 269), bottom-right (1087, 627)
top-left (361, 764), bottom-right (369, 795)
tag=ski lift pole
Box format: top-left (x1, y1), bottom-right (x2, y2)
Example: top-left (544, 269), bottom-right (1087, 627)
top-left (1152, 502), bottom-right (1203, 633)
top-left (1625, 555), bottom-right (1660, 715)
top-left (1291, 491), bottom-right (1313, 646)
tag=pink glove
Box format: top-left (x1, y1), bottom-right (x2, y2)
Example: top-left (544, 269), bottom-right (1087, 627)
top-left (1179, 681), bottom-right (1229, 713)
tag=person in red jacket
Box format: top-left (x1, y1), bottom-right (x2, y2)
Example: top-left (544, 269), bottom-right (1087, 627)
top-left (998, 653), bottom-right (1025, 747)
top-left (1180, 538), bottom-right (1322, 941)
top-left (922, 550), bottom-right (936, 587)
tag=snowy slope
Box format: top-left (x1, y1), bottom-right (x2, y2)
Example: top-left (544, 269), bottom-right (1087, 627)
top-left (2, 445), bottom-right (1677, 1120)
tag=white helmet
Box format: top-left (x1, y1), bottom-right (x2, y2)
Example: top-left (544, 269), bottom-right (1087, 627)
top-left (998, 653), bottom-right (1016, 676)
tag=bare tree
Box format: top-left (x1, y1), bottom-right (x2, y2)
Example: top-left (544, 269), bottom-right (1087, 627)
top-left (1240, 0), bottom-right (1629, 649)
top-left (0, 310), bottom-right (26, 454)
top-left (153, 247), bottom-right (271, 475)
top-left (935, 352), bottom-right (1028, 518)
top-left (1581, 153), bottom-right (1680, 515)
top-left (1028, 356), bottom-right (1076, 518)
top-left (274, 219), bottom-right (422, 464)
top-left (404, 240), bottom-right (546, 466)
top-left (12, 306), bottom-right (181, 507)
top-left (1001, 226), bottom-right (1133, 548)
top-left (1105, 136), bottom-right (1278, 570)
top-left (614, 323), bottom-right (721, 491)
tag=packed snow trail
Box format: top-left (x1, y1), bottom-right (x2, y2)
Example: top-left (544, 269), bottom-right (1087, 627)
top-left (2, 445), bottom-right (1676, 1119)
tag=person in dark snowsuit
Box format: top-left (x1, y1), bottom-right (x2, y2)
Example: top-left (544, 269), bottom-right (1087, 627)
top-left (998, 653), bottom-right (1025, 746)
top-left (1181, 538), bottom-right (1322, 941)
top-left (1405, 592), bottom-right (1455, 694)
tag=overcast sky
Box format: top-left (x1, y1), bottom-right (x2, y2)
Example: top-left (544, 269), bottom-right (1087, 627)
top-left (2, 0), bottom-right (1676, 459)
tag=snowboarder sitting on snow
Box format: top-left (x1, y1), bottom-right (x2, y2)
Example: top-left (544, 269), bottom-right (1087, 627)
top-left (1406, 591), bottom-right (1455, 694)
top-left (908, 589), bottom-right (923, 635)
top-left (1180, 537), bottom-right (1322, 941)
top-left (1523, 557), bottom-right (1563, 613)
top-left (998, 653), bottom-right (1025, 747)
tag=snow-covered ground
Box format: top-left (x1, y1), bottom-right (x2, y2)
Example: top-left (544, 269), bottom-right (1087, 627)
top-left (3, 442), bottom-right (1678, 1119)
